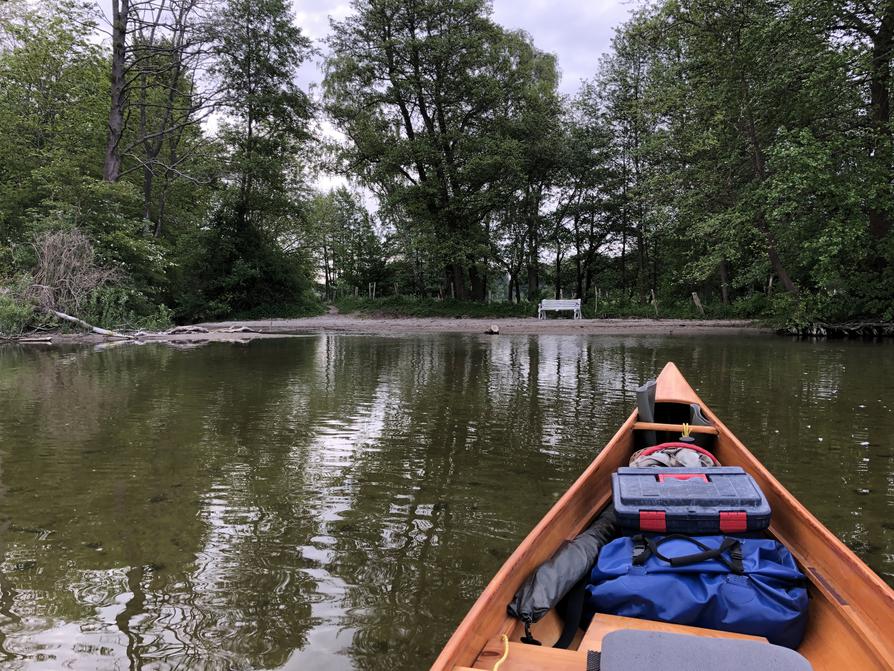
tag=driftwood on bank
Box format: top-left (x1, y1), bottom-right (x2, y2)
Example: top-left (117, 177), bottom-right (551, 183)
top-left (782, 321), bottom-right (894, 338)
top-left (47, 309), bottom-right (132, 339)
top-left (167, 325), bottom-right (209, 334)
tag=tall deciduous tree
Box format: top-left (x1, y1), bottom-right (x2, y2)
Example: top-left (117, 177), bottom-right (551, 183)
top-left (171, 0), bottom-right (317, 321)
top-left (212, 0), bottom-right (312, 232)
top-left (325, 0), bottom-right (560, 300)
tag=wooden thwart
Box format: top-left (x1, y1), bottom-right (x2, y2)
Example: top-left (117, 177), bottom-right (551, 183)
top-left (632, 421), bottom-right (718, 435)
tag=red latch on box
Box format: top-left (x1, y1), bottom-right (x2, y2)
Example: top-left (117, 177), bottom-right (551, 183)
top-left (657, 473), bottom-right (709, 483)
top-left (639, 510), bottom-right (667, 532)
top-left (719, 511), bottom-right (748, 533)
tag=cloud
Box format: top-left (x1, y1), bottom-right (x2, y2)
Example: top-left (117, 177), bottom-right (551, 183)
top-left (491, 0), bottom-right (633, 93)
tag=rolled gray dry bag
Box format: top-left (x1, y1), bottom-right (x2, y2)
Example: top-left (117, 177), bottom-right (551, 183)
top-left (507, 506), bottom-right (617, 648)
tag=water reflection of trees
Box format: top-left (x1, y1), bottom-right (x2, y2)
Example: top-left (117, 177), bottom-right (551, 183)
top-left (323, 335), bottom-right (643, 671)
top-left (0, 335), bottom-right (890, 670)
top-left (0, 342), bottom-right (328, 669)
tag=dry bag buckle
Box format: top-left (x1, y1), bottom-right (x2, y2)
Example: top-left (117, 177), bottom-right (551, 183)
top-left (632, 535), bottom-right (649, 566)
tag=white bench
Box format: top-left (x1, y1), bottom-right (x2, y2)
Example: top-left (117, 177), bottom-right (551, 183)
top-left (538, 298), bottom-right (582, 320)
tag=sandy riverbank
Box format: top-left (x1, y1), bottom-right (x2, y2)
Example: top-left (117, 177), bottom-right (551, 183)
top-left (198, 314), bottom-right (767, 336)
top-left (3, 314), bottom-right (768, 346)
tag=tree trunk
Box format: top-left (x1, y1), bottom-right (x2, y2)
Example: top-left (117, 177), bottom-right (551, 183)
top-left (620, 230), bottom-right (627, 297)
top-left (142, 164), bottom-right (153, 226)
top-left (584, 263), bottom-right (594, 301)
top-left (469, 263), bottom-right (486, 301)
top-left (526, 229), bottom-right (539, 300)
top-left (554, 248), bottom-right (561, 299)
top-left (49, 309), bottom-right (131, 338)
top-left (323, 243), bottom-right (331, 299)
top-left (743, 102), bottom-right (799, 295)
top-left (154, 189), bottom-right (167, 238)
top-left (448, 263), bottom-right (466, 300)
top-left (719, 259), bottom-right (730, 305)
top-left (636, 230), bottom-right (647, 301)
top-left (868, 3), bottom-right (894, 241)
top-left (103, 0), bottom-right (129, 182)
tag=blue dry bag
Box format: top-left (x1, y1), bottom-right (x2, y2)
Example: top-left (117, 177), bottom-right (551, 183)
top-left (584, 534), bottom-right (809, 649)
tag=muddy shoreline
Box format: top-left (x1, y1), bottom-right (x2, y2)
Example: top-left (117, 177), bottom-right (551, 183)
top-left (2, 315), bottom-right (767, 346)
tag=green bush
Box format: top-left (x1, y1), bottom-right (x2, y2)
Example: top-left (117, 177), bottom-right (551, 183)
top-left (82, 286), bottom-right (173, 331)
top-left (588, 296), bottom-right (719, 320)
top-left (334, 296), bottom-right (537, 318)
top-left (0, 292), bottom-right (35, 336)
top-left (333, 294), bottom-right (769, 320)
top-left (171, 205), bottom-right (324, 323)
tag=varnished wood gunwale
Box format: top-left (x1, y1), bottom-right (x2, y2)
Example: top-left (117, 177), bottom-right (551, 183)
top-left (430, 362), bottom-right (894, 671)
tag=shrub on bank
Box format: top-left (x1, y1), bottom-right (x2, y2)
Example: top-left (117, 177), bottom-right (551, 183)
top-left (0, 291), bottom-right (36, 336)
top-left (334, 294), bottom-right (780, 321)
top-left (334, 296), bottom-right (537, 318)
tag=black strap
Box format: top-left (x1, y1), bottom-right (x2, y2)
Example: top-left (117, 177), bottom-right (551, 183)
top-left (631, 534), bottom-right (745, 574)
top-left (553, 578), bottom-right (586, 649)
top-left (520, 620), bottom-right (541, 646)
top-left (586, 650), bottom-right (601, 671)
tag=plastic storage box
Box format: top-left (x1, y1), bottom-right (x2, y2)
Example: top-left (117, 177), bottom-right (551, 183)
top-left (613, 466), bottom-right (771, 534)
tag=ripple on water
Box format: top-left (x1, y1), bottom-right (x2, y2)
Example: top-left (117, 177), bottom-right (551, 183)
top-left (0, 335), bottom-right (890, 670)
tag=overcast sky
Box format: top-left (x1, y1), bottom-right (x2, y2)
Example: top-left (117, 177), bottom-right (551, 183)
top-left (294, 0), bottom-right (636, 96)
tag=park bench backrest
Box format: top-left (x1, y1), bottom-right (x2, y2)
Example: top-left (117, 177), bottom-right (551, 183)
top-left (540, 299), bottom-right (581, 310)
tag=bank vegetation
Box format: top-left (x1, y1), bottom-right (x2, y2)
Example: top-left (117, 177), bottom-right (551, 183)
top-left (1, 0), bottom-right (892, 337)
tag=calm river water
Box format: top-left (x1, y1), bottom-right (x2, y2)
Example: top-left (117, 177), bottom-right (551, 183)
top-left (0, 334), bottom-right (891, 670)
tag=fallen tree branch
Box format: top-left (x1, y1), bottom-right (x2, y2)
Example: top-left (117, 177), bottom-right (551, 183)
top-left (47, 309), bottom-right (133, 339)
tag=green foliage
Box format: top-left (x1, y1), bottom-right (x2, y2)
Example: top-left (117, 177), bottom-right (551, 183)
top-left (0, 0), bottom-right (321, 329)
top-left (211, 0), bottom-right (313, 235)
top-left (307, 188), bottom-right (388, 299)
top-left (0, 292), bottom-right (35, 336)
top-left (172, 203), bottom-right (322, 322)
top-left (2, 0), bottom-right (893, 331)
top-left (334, 296), bottom-right (536, 318)
top-left (0, 1), bottom-right (108, 241)
top-left (82, 286), bottom-right (173, 331)
top-left (325, 0), bottom-right (563, 300)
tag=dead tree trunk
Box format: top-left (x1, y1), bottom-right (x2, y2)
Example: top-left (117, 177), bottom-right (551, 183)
top-left (48, 309), bottom-right (131, 339)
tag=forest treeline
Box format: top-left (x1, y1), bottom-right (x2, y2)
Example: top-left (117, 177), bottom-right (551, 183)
top-left (1, 0), bottom-right (892, 333)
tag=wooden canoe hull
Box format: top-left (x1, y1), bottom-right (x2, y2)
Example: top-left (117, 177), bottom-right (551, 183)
top-left (431, 362), bottom-right (894, 671)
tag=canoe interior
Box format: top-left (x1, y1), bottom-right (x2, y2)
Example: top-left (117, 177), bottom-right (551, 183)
top-left (431, 363), bottom-right (894, 671)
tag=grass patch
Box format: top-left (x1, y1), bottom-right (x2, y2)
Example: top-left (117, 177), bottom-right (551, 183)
top-left (334, 296), bottom-right (537, 318)
top-left (231, 299), bottom-right (326, 321)
top-left (334, 295), bottom-right (765, 321)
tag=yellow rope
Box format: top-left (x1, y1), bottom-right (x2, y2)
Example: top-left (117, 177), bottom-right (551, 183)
top-left (492, 634), bottom-right (510, 671)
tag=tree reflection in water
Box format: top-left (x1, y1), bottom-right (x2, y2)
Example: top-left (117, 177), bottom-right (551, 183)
top-left (0, 334), bottom-right (890, 670)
